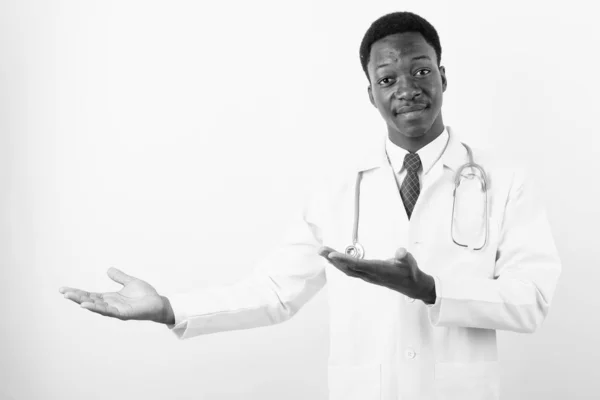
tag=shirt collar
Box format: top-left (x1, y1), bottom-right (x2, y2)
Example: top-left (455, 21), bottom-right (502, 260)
top-left (354, 126), bottom-right (467, 174)
top-left (385, 127), bottom-right (449, 175)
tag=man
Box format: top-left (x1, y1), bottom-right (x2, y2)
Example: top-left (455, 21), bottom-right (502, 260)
top-left (59, 11), bottom-right (561, 400)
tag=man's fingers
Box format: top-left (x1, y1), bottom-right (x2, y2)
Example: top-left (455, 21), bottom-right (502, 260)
top-left (327, 255), bottom-right (379, 280)
top-left (345, 267), bottom-right (375, 281)
top-left (81, 301), bottom-right (124, 320)
top-left (60, 284), bottom-right (125, 318)
top-left (395, 247), bottom-right (408, 260)
top-left (59, 287), bottom-right (89, 297)
top-left (61, 287), bottom-right (106, 305)
top-left (63, 293), bottom-right (86, 304)
top-left (323, 249), bottom-right (409, 285)
top-left (404, 251), bottom-right (418, 266)
top-left (394, 247), bottom-right (418, 268)
top-left (322, 247), bottom-right (420, 290)
top-left (329, 258), bottom-right (375, 281)
top-left (107, 267), bottom-right (134, 286)
top-left (318, 246), bottom-right (337, 259)
top-left (61, 288), bottom-right (92, 304)
top-left (329, 253), bottom-right (380, 273)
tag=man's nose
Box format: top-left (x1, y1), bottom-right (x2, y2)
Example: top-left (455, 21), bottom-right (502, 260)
top-left (394, 76), bottom-right (422, 101)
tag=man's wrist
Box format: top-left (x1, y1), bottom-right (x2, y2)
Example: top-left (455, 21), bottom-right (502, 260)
top-left (160, 296), bottom-right (176, 325)
top-left (420, 275), bottom-right (437, 305)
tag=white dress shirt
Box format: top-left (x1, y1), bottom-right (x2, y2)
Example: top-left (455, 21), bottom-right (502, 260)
top-left (385, 127), bottom-right (449, 191)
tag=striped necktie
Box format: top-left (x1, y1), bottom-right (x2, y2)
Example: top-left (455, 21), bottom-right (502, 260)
top-left (400, 152), bottom-right (422, 219)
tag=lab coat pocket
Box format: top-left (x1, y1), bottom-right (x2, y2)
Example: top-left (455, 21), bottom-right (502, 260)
top-left (434, 361), bottom-right (499, 400)
top-left (328, 363), bottom-right (381, 400)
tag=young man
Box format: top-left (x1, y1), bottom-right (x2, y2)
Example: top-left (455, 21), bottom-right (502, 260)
top-left (60, 12), bottom-right (561, 400)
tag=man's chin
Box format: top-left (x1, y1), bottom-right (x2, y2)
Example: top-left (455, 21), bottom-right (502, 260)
top-left (393, 125), bottom-right (428, 139)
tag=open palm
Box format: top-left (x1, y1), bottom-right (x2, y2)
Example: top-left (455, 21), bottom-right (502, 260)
top-left (59, 267), bottom-right (168, 323)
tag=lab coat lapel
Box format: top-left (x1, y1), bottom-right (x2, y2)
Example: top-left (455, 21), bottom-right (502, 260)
top-left (415, 126), bottom-right (468, 203)
top-left (354, 140), bottom-right (409, 259)
top-left (406, 127), bottom-right (469, 243)
top-left (441, 126), bottom-right (469, 173)
top-left (352, 127), bottom-right (468, 259)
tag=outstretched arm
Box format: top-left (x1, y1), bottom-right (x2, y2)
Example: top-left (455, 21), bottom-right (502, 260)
top-left (59, 183), bottom-right (330, 339)
top-left (165, 190), bottom-right (329, 339)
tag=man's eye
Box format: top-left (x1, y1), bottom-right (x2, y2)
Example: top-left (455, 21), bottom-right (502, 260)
top-left (378, 77), bottom-right (394, 86)
top-left (415, 69), bottom-right (431, 77)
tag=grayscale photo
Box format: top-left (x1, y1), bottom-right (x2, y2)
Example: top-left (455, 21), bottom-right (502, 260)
top-left (1, 0), bottom-right (598, 399)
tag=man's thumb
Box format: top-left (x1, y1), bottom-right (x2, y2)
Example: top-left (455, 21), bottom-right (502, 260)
top-left (107, 267), bottom-right (133, 286)
top-left (395, 247), bottom-right (408, 260)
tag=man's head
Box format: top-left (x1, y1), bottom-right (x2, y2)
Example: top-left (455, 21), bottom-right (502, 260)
top-left (360, 12), bottom-right (447, 146)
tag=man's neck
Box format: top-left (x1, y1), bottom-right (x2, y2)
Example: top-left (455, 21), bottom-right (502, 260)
top-left (388, 122), bottom-right (445, 153)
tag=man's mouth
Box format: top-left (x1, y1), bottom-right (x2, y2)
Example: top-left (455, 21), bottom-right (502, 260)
top-left (395, 104), bottom-right (428, 116)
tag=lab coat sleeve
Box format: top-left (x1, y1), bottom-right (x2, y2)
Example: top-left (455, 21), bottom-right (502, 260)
top-left (163, 185), bottom-right (328, 340)
top-left (428, 168), bottom-right (562, 333)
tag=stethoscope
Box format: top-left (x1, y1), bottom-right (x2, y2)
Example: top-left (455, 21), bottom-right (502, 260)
top-left (344, 142), bottom-right (489, 259)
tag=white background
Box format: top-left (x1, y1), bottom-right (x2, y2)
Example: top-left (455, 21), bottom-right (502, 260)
top-left (1, 0), bottom-right (598, 399)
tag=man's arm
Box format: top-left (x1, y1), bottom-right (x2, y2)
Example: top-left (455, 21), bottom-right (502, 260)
top-left (164, 187), bottom-right (329, 339)
top-left (161, 296), bottom-right (175, 325)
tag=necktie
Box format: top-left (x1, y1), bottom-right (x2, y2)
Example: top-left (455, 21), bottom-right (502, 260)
top-left (400, 153), bottom-right (422, 219)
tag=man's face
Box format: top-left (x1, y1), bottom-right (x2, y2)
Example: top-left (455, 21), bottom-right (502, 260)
top-left (367, 32), bottom-right (447, 139)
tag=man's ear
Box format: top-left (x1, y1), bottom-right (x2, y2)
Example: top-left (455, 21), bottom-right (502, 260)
top-left (368, 85), bottom-right (376, 107)
top-left (439, 65), bottom-right (447, 92)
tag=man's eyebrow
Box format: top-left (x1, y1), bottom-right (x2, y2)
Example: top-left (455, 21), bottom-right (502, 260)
top-left (412, 55), bottom-right (431, 61)
top-left (375, 55), bottom-right (432, 70)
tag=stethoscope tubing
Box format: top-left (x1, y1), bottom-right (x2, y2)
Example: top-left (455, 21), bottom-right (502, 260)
top-left (345, 142), bottom-right (488, 259)
top-left (451, 144), bottom-right (489, 250)
top-left (345, 172), bottom-right (365, 259)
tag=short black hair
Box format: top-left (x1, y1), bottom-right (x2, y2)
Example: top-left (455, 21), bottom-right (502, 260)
top-left (359, 11), bottom-right (442, 80)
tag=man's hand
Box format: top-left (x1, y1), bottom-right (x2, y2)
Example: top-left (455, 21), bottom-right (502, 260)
top-left (319, 246), bottom-right (436, 304)
top-left (59, 268), bottom-right (175, 324)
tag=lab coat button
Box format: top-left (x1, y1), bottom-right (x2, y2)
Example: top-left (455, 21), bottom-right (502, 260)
top-left (405, 348), bottom-right (416, 359)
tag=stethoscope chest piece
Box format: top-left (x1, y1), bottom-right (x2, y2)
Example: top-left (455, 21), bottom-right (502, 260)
top-left (345, 243), bottom-right (365, 259)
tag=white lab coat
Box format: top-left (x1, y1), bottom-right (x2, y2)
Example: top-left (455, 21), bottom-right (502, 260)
top-left (167, 127), bottom-right (561, 400)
